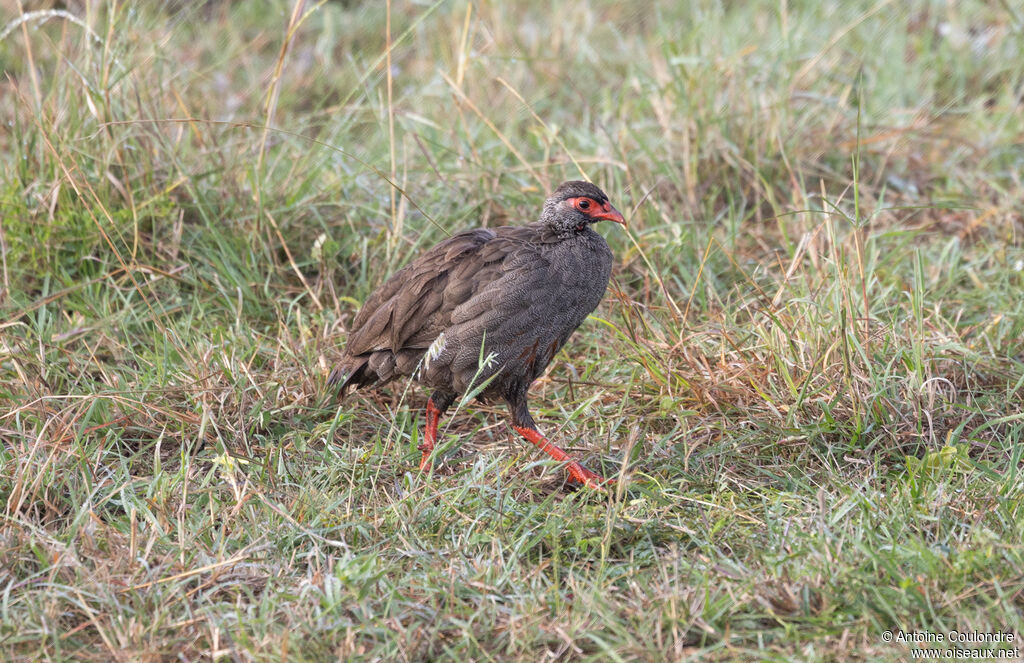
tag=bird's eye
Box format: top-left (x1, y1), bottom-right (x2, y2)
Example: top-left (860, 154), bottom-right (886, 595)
top-left (577, 199), bottom-right (591, 211)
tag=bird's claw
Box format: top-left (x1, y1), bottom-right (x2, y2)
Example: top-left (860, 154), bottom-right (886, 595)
top-left (567, 461), bottom-right (614, 491)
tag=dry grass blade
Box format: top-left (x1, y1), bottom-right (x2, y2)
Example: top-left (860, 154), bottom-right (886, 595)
top-left (1, 1), bottom-right (1022, 661)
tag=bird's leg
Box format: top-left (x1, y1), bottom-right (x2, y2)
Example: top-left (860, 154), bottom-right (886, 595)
top-left (418, 399), bottom-right (441, 472)
top-left (512, 426), bottom-right (612, 489)
top-left (419, 391), bottom-right (455, 472)
top-left (507, 396), bottom-right (613, 490)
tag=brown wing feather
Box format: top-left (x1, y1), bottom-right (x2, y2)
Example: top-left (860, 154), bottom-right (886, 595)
top-left (331, 220), bottom-right (609, 400)
top-left (333, 227), bottom-right (517, 392)
top-left (345, 228), bottom-right (496, 356)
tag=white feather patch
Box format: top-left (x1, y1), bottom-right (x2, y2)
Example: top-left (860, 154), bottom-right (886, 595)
top-left (423, 332), bottom-right (446, 371)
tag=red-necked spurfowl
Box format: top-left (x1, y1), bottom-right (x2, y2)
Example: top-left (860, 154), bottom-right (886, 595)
top-left (329, 181), bottom-right (625, 489)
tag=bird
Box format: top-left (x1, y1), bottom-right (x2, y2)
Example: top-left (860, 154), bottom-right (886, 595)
top-left (329, 181), bottom-right (625, 489)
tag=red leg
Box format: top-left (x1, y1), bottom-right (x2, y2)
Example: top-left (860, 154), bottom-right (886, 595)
top-left (418, 396), bottom-right (443, 471)
top-left (513, 425), bottom-right (613, 491)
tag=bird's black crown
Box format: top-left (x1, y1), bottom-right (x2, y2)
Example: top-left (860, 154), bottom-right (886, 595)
top-left (551, 180), bottom-right (610, 204)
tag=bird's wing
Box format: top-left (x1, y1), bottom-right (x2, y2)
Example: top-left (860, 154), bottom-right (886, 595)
top-left (344, 227), bottom-right (535, 357)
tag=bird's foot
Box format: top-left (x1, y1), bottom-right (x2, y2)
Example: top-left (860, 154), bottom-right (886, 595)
top-left (566, 461), bottom-right (614, 491)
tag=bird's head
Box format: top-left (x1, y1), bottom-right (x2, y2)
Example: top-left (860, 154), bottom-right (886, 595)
top-left (540, 180), bottom-right (626, 237)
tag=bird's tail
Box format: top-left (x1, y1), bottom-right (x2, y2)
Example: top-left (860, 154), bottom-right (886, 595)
top-left (327, 357), bottom-right (371, 399)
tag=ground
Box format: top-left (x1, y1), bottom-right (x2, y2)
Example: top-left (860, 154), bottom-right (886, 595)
top-left (1, 1), bottom-right (1022, 661)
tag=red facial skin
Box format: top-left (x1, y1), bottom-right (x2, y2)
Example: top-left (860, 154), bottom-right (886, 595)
top-left (566, 197), bottom-right (627, 225)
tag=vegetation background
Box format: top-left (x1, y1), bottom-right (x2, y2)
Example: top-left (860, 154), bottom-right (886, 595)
top-left (1, 0), bottom-right (1022, 660)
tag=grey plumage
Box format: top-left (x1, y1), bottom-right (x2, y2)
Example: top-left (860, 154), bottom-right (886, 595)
top-left (329, 181), bottom-right (624, 486)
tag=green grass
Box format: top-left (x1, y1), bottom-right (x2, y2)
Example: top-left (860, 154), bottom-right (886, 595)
top-left (2, 0), bottom-right (1023, 660)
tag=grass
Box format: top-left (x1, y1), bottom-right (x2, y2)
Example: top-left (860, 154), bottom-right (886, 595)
top-left (1, 0), bottom-right (1023, 660)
